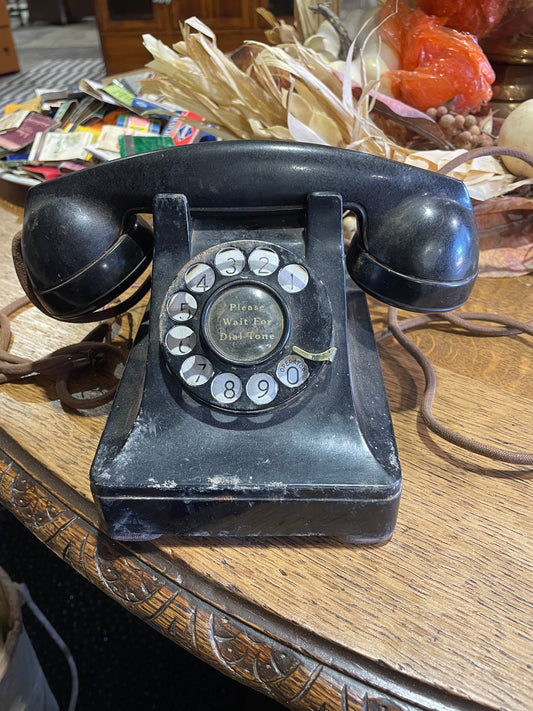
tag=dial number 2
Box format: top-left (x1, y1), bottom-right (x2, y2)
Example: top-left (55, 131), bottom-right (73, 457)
top-left (248, 248), bottom-right (279, 276)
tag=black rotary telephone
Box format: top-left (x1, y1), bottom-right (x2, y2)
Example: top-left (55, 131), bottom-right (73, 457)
top-left (16, 141), bottom-right (478, 540)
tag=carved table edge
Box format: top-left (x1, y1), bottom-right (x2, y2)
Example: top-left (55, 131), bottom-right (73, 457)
top-left (0, 446), bottom-right (492, 711)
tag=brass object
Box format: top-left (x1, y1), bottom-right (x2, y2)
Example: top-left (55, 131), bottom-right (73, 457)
top-left (482, 0), bottom-right (533, 64)
top-left (481, 0), bottom-right (533, 112)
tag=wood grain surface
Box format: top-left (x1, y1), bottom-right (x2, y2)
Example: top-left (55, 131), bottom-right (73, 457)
top-left (0, 196), bottom-right (532, 711)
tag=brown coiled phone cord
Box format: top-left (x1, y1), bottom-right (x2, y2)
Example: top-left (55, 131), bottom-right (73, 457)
top-left (436, 145), bottom-right (533, 177)
top-left (0, 296), bottom-right (128, 410)
top-left (382, 308), bottom-right (533, 466)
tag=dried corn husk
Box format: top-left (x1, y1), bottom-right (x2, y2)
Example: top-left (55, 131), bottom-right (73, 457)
top-left (256, 8), bottom-right (300, 45)
top-left (404, 149), bottom-right (533, 201)
top-left (295, 0), bottom-right (340, 41)
top-left (141, 17), bottom-right (533, 201)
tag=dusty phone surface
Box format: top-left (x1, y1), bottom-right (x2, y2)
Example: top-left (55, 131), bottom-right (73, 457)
top-left (17, 142), bottom-right (479, 540)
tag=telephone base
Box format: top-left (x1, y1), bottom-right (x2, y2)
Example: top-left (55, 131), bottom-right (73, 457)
top-left (90, 286), bottom-right (402, 542)
top-left (96, 496), bottom-right (400, 542)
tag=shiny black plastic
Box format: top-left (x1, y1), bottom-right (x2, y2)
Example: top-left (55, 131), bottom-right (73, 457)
top-left (90, 193), bottom-right (402, 540)
top-left (20, 141), bottom-right (478, 319)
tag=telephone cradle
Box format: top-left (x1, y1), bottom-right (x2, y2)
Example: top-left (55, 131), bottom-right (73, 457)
top-left (17, 142), bottom-right (479, 541)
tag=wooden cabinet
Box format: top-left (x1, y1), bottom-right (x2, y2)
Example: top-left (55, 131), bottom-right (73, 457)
top-left (1, 0), bottom-right (19, 75)
top-left (94, 0), bottom-right (294, 75)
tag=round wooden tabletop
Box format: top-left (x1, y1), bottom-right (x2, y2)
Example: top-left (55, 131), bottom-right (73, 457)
top-left (0, 196), bottom-right (532, 711)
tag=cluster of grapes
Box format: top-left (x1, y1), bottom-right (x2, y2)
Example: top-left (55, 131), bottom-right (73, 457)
top-left (426, 106), bottom-right (495, 149)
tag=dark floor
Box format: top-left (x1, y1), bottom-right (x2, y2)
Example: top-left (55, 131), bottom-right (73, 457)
top-left (1, 10), bottom-right (285, 710)
top-left (0, 506), bottom-right (285, 710)
top-left (8, 4), bottom-right (102, 67)
top-left (9, 14), bottom-right (103, 71)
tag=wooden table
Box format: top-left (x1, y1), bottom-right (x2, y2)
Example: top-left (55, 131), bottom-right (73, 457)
top-left (0, 195), bottom-right (532, 711)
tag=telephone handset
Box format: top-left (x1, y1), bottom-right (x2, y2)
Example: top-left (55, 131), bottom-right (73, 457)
top-left (17, 141), bottom-right (478, 540)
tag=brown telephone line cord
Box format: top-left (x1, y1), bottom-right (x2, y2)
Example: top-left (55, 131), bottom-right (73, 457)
top-left (380, 308), bottom-right (533, 466)
top-left (436, 145), bottom-right (533, 177)
top-left (370, 146), bottom-right (533, 466)
top-left (0, 295), bottom-right (128, 410)
top-left (378, 145), bottom-right (533, 466)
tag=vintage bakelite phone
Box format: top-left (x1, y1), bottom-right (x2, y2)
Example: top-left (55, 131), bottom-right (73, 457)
top-left (17, 142), bottom-right (478, 540)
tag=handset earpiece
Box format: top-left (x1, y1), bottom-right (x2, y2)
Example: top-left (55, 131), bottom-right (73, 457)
top-left (346, 195), bottom-right (478, 312)
top-left (19, 195), bottom-right (153, 321)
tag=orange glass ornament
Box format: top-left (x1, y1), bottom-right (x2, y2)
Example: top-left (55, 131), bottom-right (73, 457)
top-left (417, 0), bottom-right (511, 38)
top-left (379, 0), bottom-right (495, 112)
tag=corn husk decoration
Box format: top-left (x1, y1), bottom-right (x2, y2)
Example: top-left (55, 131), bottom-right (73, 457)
top-left (141, 14), bottom-right (533, 202)
top-left (295, 0), bottom-right (341, 43)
